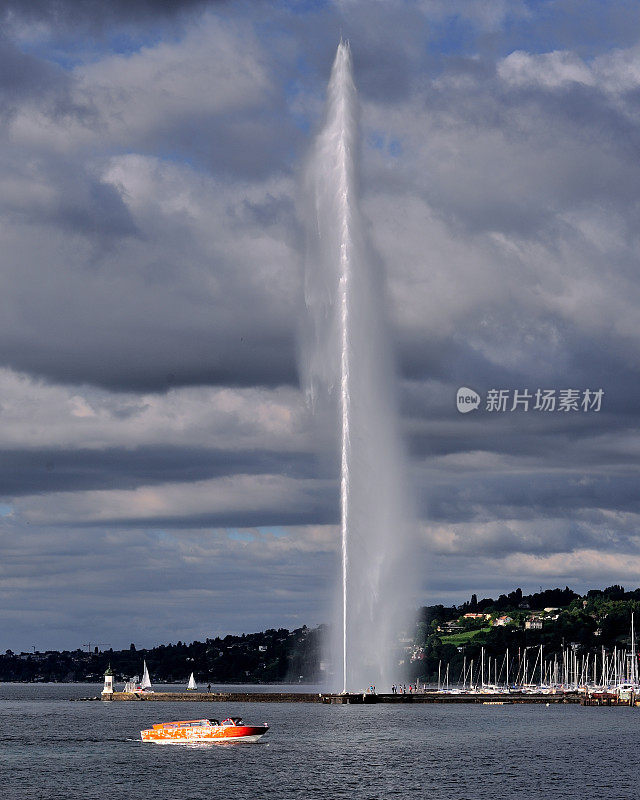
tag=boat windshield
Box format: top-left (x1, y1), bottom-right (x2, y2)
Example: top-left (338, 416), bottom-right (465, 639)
top-left (164, 720), bottom-right (208, 728)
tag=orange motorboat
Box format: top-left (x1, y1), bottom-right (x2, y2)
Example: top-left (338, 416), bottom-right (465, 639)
top-left (141, 717), bottom-right (269, 743)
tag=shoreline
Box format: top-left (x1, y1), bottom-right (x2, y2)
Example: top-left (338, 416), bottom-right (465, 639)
top-left (93, 691), bottom-right (582, 704)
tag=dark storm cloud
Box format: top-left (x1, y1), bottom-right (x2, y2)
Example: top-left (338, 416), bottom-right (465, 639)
top-left (0, 33), bottom-right (92, 127)
top-left (398, 334), bottom-right (534, 387)
top-left (0, 522), bottom-right (336, 650)
top-left (0, 155), bottom-right (138, 238)
top-left (420, 468), bottom-right (640, 526)
top-left (76, 505), bottom-right (335, 529)
top-left (504, 0), bottom-right (640, 55)
top-left (351, 38), bottom-right (413, 103)
top-left (0, 446), bottom-right (316, 497)
top-left (401, 81), bottom-right (640, 239)
top-left (196, 110), bottom-right (305, 180)
top-left (0, 0), bottom-right (218, 28)
top-left (399, 323), bottom-right (640, 433)
top-left (0, 34), bottom-right (66, 105)
top-left (428, 518), bottom-right (612, 561)
top-left (0, 327), bottom-right (297, 391)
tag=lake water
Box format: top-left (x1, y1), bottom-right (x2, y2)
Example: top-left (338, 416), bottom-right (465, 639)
top-left (0, 683), bottom-right (636, 799)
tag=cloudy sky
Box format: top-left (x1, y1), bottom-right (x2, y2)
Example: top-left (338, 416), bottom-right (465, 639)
top-left (1, 0), bottom-right (640, 652)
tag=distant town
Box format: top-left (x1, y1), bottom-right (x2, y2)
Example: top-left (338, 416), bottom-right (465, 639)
top-left (1, 585), bottom-right (639, 685)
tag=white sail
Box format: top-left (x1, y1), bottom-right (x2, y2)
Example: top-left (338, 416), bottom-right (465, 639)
top-left (141, 660), bottom-right (152, 690)
top-left (187, 672), bottom-right (197, 691)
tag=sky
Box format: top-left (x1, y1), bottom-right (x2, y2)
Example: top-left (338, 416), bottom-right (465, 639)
top-left (1, 0), bottom-right (640, 652)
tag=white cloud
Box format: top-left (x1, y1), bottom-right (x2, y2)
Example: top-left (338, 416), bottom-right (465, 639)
top-left (504, 548), bottom-right (640, 580)
top-left (593, 45), bottom-right (640, 92)
top-left (498, 44), bottom-right (640, 96)
top-left (8, 15), bottom-right (274, 154)
top-left (0, 367), bottom-right (307, 451)
top-left (15, 473), bottom-right (325, 525)
top-left (498, 50), bottom-right (595, 88)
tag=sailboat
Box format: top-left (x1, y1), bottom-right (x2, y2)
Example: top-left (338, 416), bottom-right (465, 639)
top-left (187, 672), bottom-right (197, 691)
top-left (140, 660), bottom-right (154, 693)
top-left (615, 612), bottom-right (638, 701)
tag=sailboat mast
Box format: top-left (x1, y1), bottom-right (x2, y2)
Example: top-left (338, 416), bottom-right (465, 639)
top-left (632, 612), bottom-right (637, 685)
top-left (540, 644), bottom-right (543, 687)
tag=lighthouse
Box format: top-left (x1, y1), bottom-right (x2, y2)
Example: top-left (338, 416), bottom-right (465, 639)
top-left (101, 664), bottom-right (114, 697)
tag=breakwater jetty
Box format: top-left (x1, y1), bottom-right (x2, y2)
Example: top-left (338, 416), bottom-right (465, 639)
top-left (99, 692), bottom-right (318, 703)
top-left (94, 691), bottom-right (580, 704)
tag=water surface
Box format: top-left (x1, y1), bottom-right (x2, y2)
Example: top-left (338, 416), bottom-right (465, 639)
top-left (0, 684), bottom-right (635, 799)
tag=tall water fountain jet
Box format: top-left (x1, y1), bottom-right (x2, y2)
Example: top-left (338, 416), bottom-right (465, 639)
top-left (302, 42), bottom-right (418, 692)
